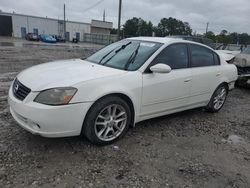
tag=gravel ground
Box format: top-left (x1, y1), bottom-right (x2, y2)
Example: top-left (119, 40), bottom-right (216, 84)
top-left (0, 38), bottom-right (250, 188)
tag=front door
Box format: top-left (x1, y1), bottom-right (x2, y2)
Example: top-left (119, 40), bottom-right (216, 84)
top-left (33, 28), bottom-right (38, 35)
top-left (65, 32), bottom-right (70, 41)
top-left (141, 43), bottom-right (191, 117)
top-left (76, 32), bottom-right (80, 41)
top-left (21, 27), bottom-right (26, 38)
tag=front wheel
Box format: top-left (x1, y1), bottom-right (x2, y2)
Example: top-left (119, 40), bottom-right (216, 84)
top-left (206, 84), bottom-right (228, 113)
top-left (82, 96), bottom-right (131, 145)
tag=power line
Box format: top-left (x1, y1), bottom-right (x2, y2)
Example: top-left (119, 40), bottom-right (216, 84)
top-left (82, 0), bottom-right (105, 12)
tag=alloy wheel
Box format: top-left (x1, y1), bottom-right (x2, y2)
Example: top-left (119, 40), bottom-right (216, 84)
top-left (213, 87), bottom-right (227, 110)
top-left (94, 104), bottom-right (127, 141)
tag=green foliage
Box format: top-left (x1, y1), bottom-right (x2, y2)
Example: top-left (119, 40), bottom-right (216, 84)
top-left (206, 30), bottom-right (250, 44)
top-left (122, 17), bottom-right (250, 44)
top-left (123, 17), bottom-right (191, 37)
top-left (205, 31), bottom-right (216, 41)
top-left (123, 17), bottom-right (153, 37)
top-left (154, 17), bottom-right (192, 36)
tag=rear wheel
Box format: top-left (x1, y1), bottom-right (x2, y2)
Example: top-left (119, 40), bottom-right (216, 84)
top-left (206, 84), bottom-right (228, 113)
top-left (83, 96), bottom-right (131, 145)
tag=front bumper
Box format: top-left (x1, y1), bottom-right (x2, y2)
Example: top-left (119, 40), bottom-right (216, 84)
top-left (8, 85), bottom-right (93, 138)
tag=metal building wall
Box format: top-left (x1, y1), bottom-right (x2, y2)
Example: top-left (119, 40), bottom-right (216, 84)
top-left (0, 12), bottom-right (111, 41)
top-left (12, 15), bottom-right (58, 38)
top-left (66, 22), bottom-right (91, 41)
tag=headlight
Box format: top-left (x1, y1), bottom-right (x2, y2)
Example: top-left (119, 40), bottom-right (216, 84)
top-left (34, 87), bottom-right (77, 105)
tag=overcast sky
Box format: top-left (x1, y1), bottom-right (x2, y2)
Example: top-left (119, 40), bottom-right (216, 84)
top-left (0, 0), bottom-right (249, 34)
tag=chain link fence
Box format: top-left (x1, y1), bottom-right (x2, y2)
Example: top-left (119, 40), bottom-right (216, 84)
top-left (83, 33), bottom-right (118, 45)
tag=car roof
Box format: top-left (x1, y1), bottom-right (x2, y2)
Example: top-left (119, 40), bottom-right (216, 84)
top-left (128, 37), bottom-right (214, 50)
top-left (128, 37), bottom-right (182, 44)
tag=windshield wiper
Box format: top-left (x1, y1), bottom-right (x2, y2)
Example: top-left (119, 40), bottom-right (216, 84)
top-left (124, 43), bottom-right (140, 70)
top-left (98, 47), bottom-right (117, 64)
top-left (100, 41), bottom-right (132, 65)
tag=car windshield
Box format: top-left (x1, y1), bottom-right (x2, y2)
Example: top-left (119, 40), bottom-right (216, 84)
top-left (86, 40), bottom-right (162, 71)
top-left (242, 47), bottom-right (250, 54)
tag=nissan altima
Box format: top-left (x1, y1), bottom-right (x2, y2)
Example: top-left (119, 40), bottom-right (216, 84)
top-left (8, 37), bottom-right (238, 145)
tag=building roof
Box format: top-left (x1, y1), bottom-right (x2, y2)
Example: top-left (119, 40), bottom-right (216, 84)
top-left (0, 11), bottom-right (91, 25)
top-left (91, 20), bottom-right (113, 29)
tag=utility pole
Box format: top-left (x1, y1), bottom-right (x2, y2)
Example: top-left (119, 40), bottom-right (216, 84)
top-left (117, 0), bottom-right (122, 39)
top-left (205, 22), bottom-right (209, 36)
top-left (64, 4), bottom-right (66, 40)
top-left (103, 9), bottom-right (106, 22)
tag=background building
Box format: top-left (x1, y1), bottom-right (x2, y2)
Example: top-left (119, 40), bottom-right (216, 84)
top-left (0, 11), bottom-right (113, 42)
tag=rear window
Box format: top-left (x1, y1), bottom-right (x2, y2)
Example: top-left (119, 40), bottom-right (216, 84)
top-left (190, 44), bottom-right (217, 67)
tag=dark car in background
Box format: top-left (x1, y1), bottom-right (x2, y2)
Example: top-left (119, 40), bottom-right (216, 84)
top-left (25, 33), bottom-right (39, 41)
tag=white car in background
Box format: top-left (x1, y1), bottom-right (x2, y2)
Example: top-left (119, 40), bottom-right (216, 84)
top-left (216, 44), bottom-right (241, 56)
top-left (234, 47), bottom-right (250, 86)
top-left (8, 37), bottom-right (238, 145)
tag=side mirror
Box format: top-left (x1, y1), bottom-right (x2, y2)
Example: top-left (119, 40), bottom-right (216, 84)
top-left (150, 64), bottom-right (172, 74)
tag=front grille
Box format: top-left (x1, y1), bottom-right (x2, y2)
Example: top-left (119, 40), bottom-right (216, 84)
top-left (12, 79), bottom-right (31, 101)
top-left (237, 66), bottom-right (250, 75)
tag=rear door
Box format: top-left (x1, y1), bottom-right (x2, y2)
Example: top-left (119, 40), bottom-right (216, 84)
top-left (188, 44), bottom-right (222, 105)
top-left (141, 43), bottom-right (192, 117)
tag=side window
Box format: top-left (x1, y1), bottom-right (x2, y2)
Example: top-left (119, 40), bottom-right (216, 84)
top-left (190, 44), bottom-right (215, 67)
top-left (213, 53), bottom-right (220, 65)
top-left (152, 44), bottom-right (188, 69)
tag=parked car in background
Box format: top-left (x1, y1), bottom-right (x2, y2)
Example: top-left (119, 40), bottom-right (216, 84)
top-left (51, 35), bottom-right (66, 42)
top-left (25, 33), bottom-right (39, 41)
top-left (216, 50), bottom-right (235, 64)
top-left (8, 37), bottom-right (237, 145)
top-left (39, 34), bottom-right (57, 43)
top-left (233, 47), bottom-right (250, 86)
top-left (216, 44), bottom-right (241, 56)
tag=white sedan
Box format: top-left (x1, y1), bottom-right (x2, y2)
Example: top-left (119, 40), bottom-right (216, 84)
top-left (8, 37), bottom-right (238, 145)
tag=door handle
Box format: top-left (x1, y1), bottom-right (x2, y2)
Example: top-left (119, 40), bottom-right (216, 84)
top-left (216, 73), bottom-right (221, 77)
top-left (184, 78), bottom-right (192, 82)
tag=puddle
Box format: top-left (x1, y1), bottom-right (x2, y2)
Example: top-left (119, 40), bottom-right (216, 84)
top-left (222, 135), bottom-right (247, 145)
top-left (0, 41), bottom-right (83, 49)
top-left (0, 42), bottom-right (23, 47)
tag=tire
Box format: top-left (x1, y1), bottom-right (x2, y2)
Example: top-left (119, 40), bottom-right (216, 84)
top-left (82, 96), bottom-right (132, 146)
top-left (206, 84), bottom-right (228, 113)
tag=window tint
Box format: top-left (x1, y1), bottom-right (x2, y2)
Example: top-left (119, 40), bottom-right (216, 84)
top-left (190, 44), bottom-right (215, 67)
top-left (153, 44), bottom-right (188, 69)
top-left (213, 53), bottom-right (220, 65)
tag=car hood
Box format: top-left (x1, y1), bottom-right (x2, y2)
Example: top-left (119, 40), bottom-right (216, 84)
top-left (234, 53), bottom-right (250, 67)
top-left (17, 59), bottom-right (127, 91)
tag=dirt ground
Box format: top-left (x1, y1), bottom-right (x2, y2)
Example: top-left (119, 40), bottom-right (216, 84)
top-left (0, 38), bottom-right (250, 188)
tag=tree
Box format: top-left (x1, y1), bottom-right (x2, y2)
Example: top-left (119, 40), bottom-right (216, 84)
top-left (220, 29), bottom-right (228, 36)
top-left (110, 28), bottom-right (118, 35)
top-left (205, 31), bottom-right (216, 42)
top-left (123, 17), bottom-right (153, 37)
top-left (239, 33), bottom-right (250, 45)
top-left (154, 17), bottom-right (192, 37)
